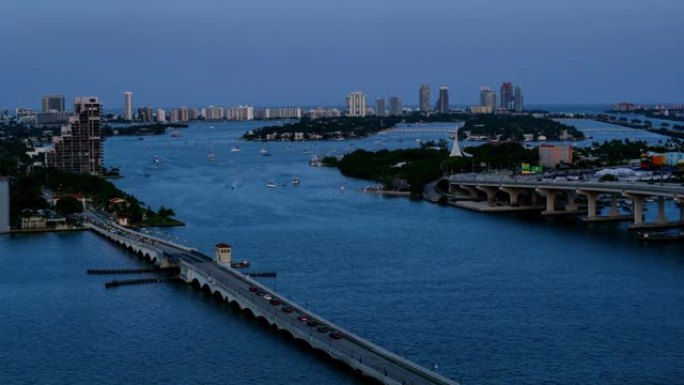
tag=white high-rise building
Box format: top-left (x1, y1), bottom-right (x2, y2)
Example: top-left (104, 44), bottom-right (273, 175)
top-left (480, 87), bottom-right (497, 112)
top-left (346, 92), bottom-right (367, 117)
top-left (205, 106), bottom-right (225, 120)
top-left (226, 105), bottom-right (254, 121)
top-left (124, 91), bottom-right (133, 121)
top-left (0, 177), bottom-right (9, 233)
top-left (156, 108), bottom-right (166, 122)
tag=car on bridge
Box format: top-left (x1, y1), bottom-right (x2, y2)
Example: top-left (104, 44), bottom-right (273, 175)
top-left (282, 306), bottom-right (294, 313)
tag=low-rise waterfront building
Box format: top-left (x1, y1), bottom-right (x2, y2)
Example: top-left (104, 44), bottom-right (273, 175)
top-left (304, 107), bottom-right (342, 119)
top-left (469, 105), bottom-right (493, 114)
top-left (539, 144), bottom-right (573, 168)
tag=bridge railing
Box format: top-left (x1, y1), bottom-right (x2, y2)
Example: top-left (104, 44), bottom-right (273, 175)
top-left (449, 178), bottom-right (684, 198)
top-left (180, 257), bottom-right (459, 385)
top-left (86, 212), bottom-right (459, 385)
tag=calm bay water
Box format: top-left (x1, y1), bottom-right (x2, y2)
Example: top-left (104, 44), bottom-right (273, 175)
top-left (2, 120), bottom-right (684, 385)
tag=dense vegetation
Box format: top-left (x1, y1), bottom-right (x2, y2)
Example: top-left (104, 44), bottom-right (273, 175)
top-left (102, 122), bottom-right (188, 137)
top-left (574, 139), bottom-right (681, 168)
top-left (0, 137), bottom-right (33, 176)
top-left (242, 113), bottom-right (583, 142)
top-left (327, 146), bottom-right (448, 197)
top-left (9, 168), bottom-right (181, 227)
top-left (461, 114), bottom-right (585, 141)
top-left (243, 116), bottom-right (402, 141)
top-left (326, 141), bottom-right (539, 197)
top-left (440, 142), bottom-right (539, 174)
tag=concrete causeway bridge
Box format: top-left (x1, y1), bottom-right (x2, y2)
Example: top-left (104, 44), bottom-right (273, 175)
top-left (448, 176), bottom-right (684, 229)
top-left (83, 211), bottom-right (459, 385)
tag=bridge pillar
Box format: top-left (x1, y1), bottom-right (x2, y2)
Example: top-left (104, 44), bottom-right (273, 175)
top-left (624, 193), bottom-right (645, 226)
top-left (476, 185), bottom-right (498, 204)
top-left (535, 188), bottom-right (557, 214)
top-left (656, 197), bottom-right (667, 224)
top-left (499, 187), bottom-right (522, 207)
top-left (577, 190), bottom-right (598, 218)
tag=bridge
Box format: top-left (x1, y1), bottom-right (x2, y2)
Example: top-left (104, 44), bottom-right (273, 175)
top-left (83, 211), bottom-right (459, 385)
top-left (386, 123), bottom-right (463, 134)
top-left (447, 176), bottom-right (684, 229)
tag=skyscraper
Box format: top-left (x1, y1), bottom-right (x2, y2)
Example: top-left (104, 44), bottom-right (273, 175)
top-left (48, 97), bottom-right (103, 175)
top-left (138, 106), bottom-right (153, 122)
top-left (389, 97), bottom-right (402, 116)
top-left (124, 91), bottom-right (133, 121)
top-left (419, 84), bottom-right (430, 114)
top-left (375, 97), bottom-right (386, 117)
top-left (346, 92), bottom-right (367, 117)
top-left (480, 87), bottom-right (497, 112)
top-left (41, 95), bottom-right (65, 113)
top-left (514, 86), bottom-right (524, 112)
top-left (436, 86), bottom-right (449, 114)
top-left (500, 82), bottom-right (513, 111)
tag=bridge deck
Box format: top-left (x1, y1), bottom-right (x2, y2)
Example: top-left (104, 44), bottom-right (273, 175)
top-left (450, 177), bottom-right (684, 199)
top-left (84, 212), bottom-right (458, 385)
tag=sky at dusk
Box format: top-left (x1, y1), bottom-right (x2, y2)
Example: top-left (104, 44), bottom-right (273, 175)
top-left (0, 0), bottom-right (682, 110)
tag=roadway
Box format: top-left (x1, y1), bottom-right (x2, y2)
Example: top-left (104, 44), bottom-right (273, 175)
top-left (449, 174), bottom-right (684, 199)
top-left (85, 211), bottom-right (459, 385)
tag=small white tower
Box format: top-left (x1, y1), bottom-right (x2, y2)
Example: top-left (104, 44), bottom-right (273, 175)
top-left (215, 243), bottom-right (232, 266)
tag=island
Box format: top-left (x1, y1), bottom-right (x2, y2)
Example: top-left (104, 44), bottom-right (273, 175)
top-left (241, 113), bottom-right (585, 142)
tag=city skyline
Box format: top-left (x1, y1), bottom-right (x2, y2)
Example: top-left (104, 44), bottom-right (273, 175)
top-left (0, 0), bottom-right (681, 108)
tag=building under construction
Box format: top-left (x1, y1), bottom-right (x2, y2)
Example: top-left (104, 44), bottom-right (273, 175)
top-left (47, 97), bottom-right (102, 175)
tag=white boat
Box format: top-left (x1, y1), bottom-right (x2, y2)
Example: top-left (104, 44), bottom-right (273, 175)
top-left (292, 176), bottom-right (300, 185)
top-left (260, 145), bottom-right (271, 156)
top-left (230, 146), bottom-right (241, 152)
top-left (207, 152), bottom-right (216, 160)
top-left (266, 181), bottom-right (277, 188)
top-left (309, 155), bottom-right (323, 167)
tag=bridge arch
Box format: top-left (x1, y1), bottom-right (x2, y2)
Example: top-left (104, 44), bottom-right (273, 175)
top-left (201, 284), bottom-right (212, 296)
top-left (279, 329), bottom-right (294, 341)
top-left (242, 308), bottom-right (255, 319)
top-left (229, 300), bottom-right (241, 311)
top-left (293, 337), bottom-right (313, 351)
top-left (255, 315), bottom-right (270, 327)
top-left (311, 347), bottom-right (333, 362)
top-left (212, 290), bottom-right (224, 302)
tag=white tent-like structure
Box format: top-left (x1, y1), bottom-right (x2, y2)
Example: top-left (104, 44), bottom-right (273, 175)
top-left (449, 127), bottom-right (472, 158)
